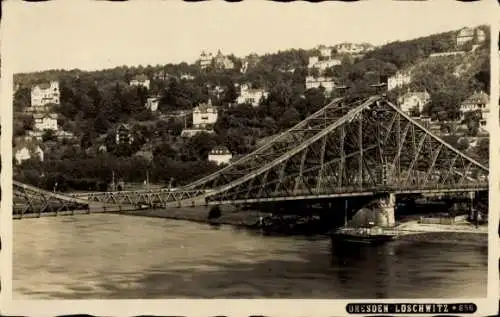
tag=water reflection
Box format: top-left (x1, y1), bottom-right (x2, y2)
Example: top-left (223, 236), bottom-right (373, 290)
top-left (13, 214), bottom-right (487, 299)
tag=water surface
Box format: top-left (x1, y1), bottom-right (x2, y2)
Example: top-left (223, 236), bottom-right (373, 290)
top-left (13, 214), bottom-right (487, 299)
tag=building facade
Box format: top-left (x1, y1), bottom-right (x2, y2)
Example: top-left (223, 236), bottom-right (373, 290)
top-left (145, 97), bottom-right (160, 112)
top-left (236, 84), bottom-right (268, 107)
top-left (305, 76), bottom-right (336, 94)
top-left (33, 113), bottom-right (58, 131)
top-left (208, 146), bottom-right (233, 166)
top-left (31, 81), bottom-right (60, 109)
top-left (398, 91), bottom-right (431, 115)
top-left (130, 75), bottom-right (150, 89)
top-left (460, 91), bottom-right (490, 131)
top-left (14, 142), bottom-right (44, 165)
top-left (115, 124), bottom-right (134, 144)
top-left (456, 27), bottom-right (475, 47)
top-left (199, 51), bottom-right (214, 69)
top-left (193, 99), bottom-right (218, 129)
top-left (387, 71), bottom-right (412, 91)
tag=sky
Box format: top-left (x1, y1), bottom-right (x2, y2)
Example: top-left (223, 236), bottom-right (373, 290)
top-left (2, 0), bottom-right (496, 73)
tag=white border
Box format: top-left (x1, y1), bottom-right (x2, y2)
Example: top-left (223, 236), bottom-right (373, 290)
top-left (1, 0), bottom-right (499, 316)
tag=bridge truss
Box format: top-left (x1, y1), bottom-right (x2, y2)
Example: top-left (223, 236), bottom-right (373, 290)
top-left (13, 95), bottom-right (489, 211)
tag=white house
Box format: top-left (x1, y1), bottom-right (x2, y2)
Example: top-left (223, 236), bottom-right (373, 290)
top-left (456, 27), bottom-right (475, 47)
top-left (308, 56), bottom-right (341, 72)
top-left (335, 43), bottom-right (373, 55)
top-left (236, 84), bottom-right (268, 107)
top-left (460, 91), bottom-right (490, 131)
top-left (145, 97), bottom-right (160, 112)
top-left (130, 75), bottom-right (150, 89)
top-left (193, 99), bottom-right (218, 129)
top-left (398, 91), bottom-right (431, 115)
top-left (180, 73), bottom-right (195, 80)
top-left (14, 142), bottom-right (44, 165)
top-left (208, 146), bottom-right (233, 166)
top-left (387, 71), bottom-right (412, 91)
top-left (33, 113), bottom-right (58, 131)
top-left (318, 45), bottom-right (332, 58)
top-left (31, 81), bottom-right (60, 108)
top-left (213, 51), bottom-right (235, 70)
top-left (305, 76), bottom-right (336, 94)
top-left (199, 50), bottom-right (213, 69)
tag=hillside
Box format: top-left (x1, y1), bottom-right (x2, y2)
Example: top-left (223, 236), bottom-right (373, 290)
top-left (13, 26), bottom-right (490, 192)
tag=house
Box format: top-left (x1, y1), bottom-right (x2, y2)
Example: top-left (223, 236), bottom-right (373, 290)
top-left (318, 45), bottom-right (332, 58)
top-left (335, 43), bottom-right (373, 55)
top-left (193, 99), bottom-right (218, 129)
top-left (460, 91), bottom-right (490, 130)
top-left (145, 97), bottom-right (160, 112)
top-left (31, 81), bottom-right (60, 109)
top-left (308, 56), bottom-right (341, 72)
top-left (130, 74), bottom-right (150, 89)
top-left (33, 113), bottom-right (58, 131)
top-left (236, 84), bottom-right (268, 107)
top-left (387, 71), bottom-right (412, 91)
top-left (305, 76), bottom-right (336, 94)
top-left (398, 91), bottom-right (430, 115)
top-left (180, 73), bottom-right (195, 80)
top-left (213, 51), bottom-right (235, 70)
top-left (208, 146), bottom-right (233, 166)
top-left (14, 141), bottom-right (44, 165)
top-left (115, 124), bottom-right (134, 144)
top-left (456, 27), bottom-right (475, 47)
top-left (476, 28), bottom-right (486, 43)
top-left (199, 50), bottom-right (213, 69)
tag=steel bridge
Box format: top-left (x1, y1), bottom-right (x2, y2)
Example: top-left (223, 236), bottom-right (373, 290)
top-left (13, 95), bottom-right (489, 217)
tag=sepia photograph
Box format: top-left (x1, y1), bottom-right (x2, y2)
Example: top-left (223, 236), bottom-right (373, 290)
top-left (1, 0), bottom-right (498, 316)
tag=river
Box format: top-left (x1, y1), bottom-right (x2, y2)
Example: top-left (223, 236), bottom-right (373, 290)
top-left (13, 213), bottom-right (487, 299)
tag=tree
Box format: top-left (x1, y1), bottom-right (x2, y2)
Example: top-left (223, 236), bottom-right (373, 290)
top-left (279, 106), bottom-right (300, 130)
top-left (13, 87), bottom-right (31, 111)
top-left (42, 130), bottom-right (57, 142)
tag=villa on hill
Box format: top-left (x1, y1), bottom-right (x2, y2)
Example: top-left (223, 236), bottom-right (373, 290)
top-left (236, 83), bottom-right (269, 107)
top-left (14, 140), bottom-right (44, 165)
top-left (130, 74), bottom-right (150, 89)
top-left (31, 81), bottom-right (60, 111)
top-left (208, 146), bottom-right (233, 166)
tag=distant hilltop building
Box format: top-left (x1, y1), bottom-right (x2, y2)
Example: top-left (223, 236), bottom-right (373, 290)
top-left (208, 146), bottom-right (233, 166)
top-left (31, 81), bottom-right (60, 110)
top-left (456, 27), bottom-right (486, 47)
top-left (308, 56), bottom-right (341, 72)
top-left (130, 74), bottom-right (150, 90)
top-left (213, 50), bottom-right (235, 70)
top-left (305, 76), bottom-right (336, 94)
top-left (199, 51), bottom-right (214, 69)
top-left (387, 71), bottom-right (412, 91)
top-left (334, 42), bottom-right (374, 55)
top-left (192, 99), bottom-right (218, 129)
top-left (398, 91), bottom-right (430, 116)
top-left (317, 45), bottom-right (333, 58)
top-left (236, 83), bottom-right (268, 107)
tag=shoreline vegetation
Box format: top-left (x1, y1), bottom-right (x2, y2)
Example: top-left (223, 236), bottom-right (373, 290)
top-left (15, 206), bottom-right (486, 246)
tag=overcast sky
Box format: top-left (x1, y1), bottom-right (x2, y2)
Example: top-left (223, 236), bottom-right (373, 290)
top-left (2, 0), bottom-right (495, 73)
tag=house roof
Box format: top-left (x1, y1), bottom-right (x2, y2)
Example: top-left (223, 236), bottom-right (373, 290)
top-left (463, 91), bottom-right (489, 105)
top-left (210, 146), bottom-right (231, 155)
top-left (133, 74), bottom-right (149, 82)
top-left (458, 27), bottom-right (474, 37)
top-left (194, 100), bottom-right (216, 113)
top-left (14, 140), bottom-right (42, 154)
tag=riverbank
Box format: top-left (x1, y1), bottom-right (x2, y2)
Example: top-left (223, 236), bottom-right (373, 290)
top-left (394, 221), bottom-right (488, 245)
top-left (114, 207), bottom-right (488, 245)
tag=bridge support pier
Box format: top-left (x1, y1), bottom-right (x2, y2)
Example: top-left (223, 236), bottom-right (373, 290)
top-left (375, 193), bottom-right (396, 228)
